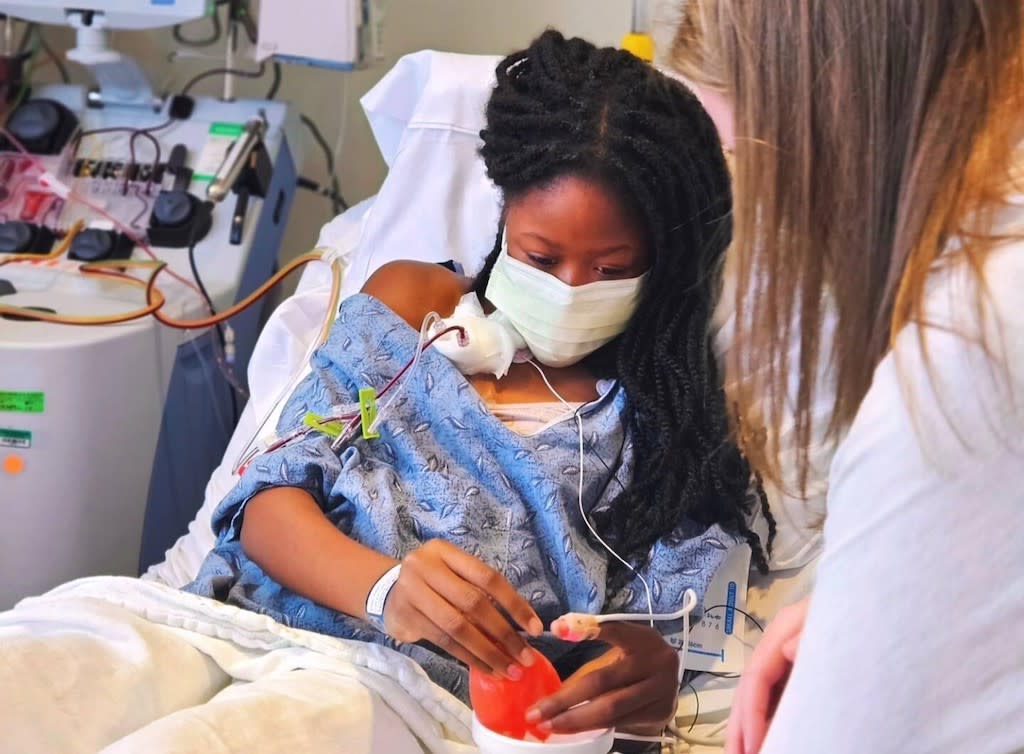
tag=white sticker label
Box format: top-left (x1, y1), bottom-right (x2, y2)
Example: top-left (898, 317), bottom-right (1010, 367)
top-left (0, 428), bottom-right (32, 449)
top-left (681, 544), bottom-right (753, 674)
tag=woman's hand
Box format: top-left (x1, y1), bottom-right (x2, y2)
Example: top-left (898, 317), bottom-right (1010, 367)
top-left (526, 621), bottom-right (680, 733)
top-left (383, 539), bottom-right (544, 679)
top-left (725, 598), bottom-right (809, 754)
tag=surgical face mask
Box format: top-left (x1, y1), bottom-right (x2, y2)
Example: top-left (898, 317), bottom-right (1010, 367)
top-left (484, 234), bottom-right (647, 367)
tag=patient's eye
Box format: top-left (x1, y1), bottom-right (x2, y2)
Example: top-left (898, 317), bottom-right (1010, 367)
top-left (596, 266), bottom-right (627, 277)
top-left (526, 254), bottom-right (557, 268)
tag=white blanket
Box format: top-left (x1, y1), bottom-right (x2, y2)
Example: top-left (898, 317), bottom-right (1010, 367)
top-left (0, 576), bottom-right (474, 754)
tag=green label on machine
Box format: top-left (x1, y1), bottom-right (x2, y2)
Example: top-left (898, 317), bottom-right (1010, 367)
top-left (0, 391), bottom-right (44, 413)
top-left (0, 428), bottom-right (31, 449)
top-left (209, 122), bottom-right (246, 138)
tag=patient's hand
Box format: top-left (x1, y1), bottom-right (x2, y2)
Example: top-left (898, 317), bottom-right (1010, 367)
top-left (384, 539), bottom-right (544, 679)
top-left (526, 621), bottom-right (680, 734)
top-left (725, 597), bottom-right (808, 754)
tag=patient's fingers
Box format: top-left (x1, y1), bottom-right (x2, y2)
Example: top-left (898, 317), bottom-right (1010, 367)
top-left (436, 542), bottom-right (543, 636)
top-left (424, 569), bottom-right (536, 668)
top-left (394, 540), bottom-right (542, 674)
top-left (402, 603), bottom-right (484, 673)
top-left (408, 574), bottom-right (519, 676)
top-left (547, 677), bottom-right (666, 732)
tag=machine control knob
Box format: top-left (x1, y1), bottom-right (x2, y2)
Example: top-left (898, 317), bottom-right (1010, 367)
top-left (0, 221), bottom-right (35, 254)
top-left (7, 101), bottom-right (60, 145)
top-left (68, 228), bottom-right (116, 261)
top-left (152, 190), bottom-right (195, 228)
top-left (2, 99), bottom-right (79, 155)
top-left (147, 191), bottom-right (212, 249)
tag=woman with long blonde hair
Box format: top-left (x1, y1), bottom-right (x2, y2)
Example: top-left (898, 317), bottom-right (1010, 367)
top-left (667, 2), bottom-right (1024, 753)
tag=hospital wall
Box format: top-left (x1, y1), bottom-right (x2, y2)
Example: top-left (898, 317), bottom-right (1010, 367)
top-left (36, 0), bottom-right (658, 298)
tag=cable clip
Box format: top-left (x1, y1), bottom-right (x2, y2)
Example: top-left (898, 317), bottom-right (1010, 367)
top-left (358, 387), bottom-right (381, 440)
top-left (302, 411), bottom-right (343, 439)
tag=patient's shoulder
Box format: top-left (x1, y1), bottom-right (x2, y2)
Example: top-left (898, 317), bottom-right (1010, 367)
top-left (361, 260), bottom-right (473, 330)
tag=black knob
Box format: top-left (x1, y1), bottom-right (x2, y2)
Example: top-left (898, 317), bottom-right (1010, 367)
top-left (0, 221), bottom-right (35, 254)
top-left (152, 190), bottom-right (196, 228)
top-left (147, 191), bottom-right (212, 248)
top-left (69, 228), bottom-right (116, 261)
top-left (7, 101), bottom-right (60, 145)
top-left (3, 99), bottom-right (79, 155)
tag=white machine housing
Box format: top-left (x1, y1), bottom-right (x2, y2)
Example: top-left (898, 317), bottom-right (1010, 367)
top-left (256, 0), bottom-right (384, 70)
top-left (0, 0), bottom-right (210, 29)
top-left (0, 0), bottom-right (213, 107)
top-left (0, 86), bottom-right (300, 609)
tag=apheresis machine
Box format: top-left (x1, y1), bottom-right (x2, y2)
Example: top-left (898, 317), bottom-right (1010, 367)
top-left (0, 0), bottom-right (378, 608)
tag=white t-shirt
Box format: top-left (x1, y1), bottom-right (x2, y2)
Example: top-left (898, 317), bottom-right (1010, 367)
top-left (761, 195), bottom-right (1024, 753)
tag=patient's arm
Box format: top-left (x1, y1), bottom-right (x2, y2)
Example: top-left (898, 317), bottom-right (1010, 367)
top-left (361, 260), bottom-right (472, 329)
top-left (240, 485), bottom-right (542, 677)
top-left (241, 486), bottom-right (398, 621)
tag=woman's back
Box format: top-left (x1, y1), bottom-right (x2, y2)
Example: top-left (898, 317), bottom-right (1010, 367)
top-left (760, 177), bottom-right (1024, 753)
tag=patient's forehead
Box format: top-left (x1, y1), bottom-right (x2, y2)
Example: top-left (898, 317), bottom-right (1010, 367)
top-left (505, 175), bottom-right (648, 263)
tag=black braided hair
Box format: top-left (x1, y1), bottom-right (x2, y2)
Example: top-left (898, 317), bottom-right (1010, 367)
top-left (474, 30), bottom-right (775, 581)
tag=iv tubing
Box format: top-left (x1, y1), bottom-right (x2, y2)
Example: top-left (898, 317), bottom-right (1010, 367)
top-left (231, 249), bottom-right (344, 473)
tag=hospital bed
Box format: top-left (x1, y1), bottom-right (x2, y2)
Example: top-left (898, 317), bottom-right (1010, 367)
top-left (10, 50), bottom-right (828, 754)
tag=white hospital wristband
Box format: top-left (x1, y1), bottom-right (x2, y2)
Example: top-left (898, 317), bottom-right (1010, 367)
top-left (365, 564), bottom-right (402, 631)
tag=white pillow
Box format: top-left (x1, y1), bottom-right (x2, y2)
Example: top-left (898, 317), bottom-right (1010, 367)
top-left (303, 50), bottom-right (504, 297)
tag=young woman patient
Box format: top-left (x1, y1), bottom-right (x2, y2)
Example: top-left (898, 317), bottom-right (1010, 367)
top-left (186, 30), bottom-right (772, 735)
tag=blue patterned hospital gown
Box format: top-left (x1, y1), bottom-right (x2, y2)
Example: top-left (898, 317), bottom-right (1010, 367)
top-left (187, 294), bottom-right (737, 701)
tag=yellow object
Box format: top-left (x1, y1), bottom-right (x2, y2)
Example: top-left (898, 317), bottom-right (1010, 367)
top-left (3, 454), bottom-right (25, 475)
top-left (621, 32), bottom-right (655, 63)
top-left (303, 411), bottom-right (343, 439)
top-left (359, 387), bottom-right (381, 440)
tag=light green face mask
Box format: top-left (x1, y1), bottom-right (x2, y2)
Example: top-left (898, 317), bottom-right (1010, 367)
top-left (484, 233), bottom-right (646, 368)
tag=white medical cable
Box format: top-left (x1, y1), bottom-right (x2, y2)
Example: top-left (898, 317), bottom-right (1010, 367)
top-left (671, 719), bottom-right (728, 749)
top-left (529, 359), bottom-right (703, 750)
top-left (613, 731), bottom-right (676, 745)
top-left (591, 589), bottom-right (698, 625)
top-left (527, 360), bottom-right (656, 624)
